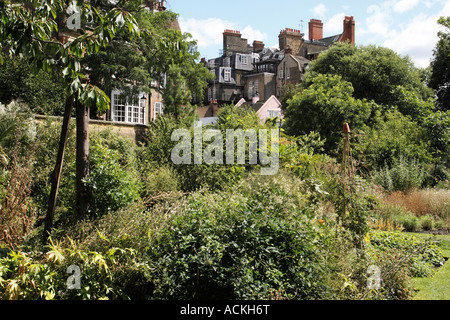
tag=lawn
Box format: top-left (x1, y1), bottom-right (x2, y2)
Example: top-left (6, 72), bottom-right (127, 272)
top-left (412, 233), bottom-right (450, 300)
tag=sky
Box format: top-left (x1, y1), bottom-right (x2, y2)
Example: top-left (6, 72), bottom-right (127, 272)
top-left (163, 0), bottom-right (450, 68)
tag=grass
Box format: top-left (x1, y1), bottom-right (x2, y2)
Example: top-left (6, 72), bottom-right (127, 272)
top-left (411, 233), bottom-right (450, 300)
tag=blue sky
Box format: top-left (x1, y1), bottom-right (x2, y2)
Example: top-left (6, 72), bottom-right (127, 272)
top-left (164, 0), bottom-right (450, 68)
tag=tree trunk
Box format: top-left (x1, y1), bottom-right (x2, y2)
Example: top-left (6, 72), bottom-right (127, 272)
top-left (75, 100), bottom-right (91, 220)
top-left (43, 95), bottom-right (74, 242)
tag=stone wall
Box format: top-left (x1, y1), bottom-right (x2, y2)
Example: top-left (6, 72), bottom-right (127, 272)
top-left (34, 114), bottom-right (148, 143)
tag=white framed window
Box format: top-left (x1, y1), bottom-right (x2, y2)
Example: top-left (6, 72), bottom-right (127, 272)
top-left (153, 101), bottom-right (164, 120)
top-left (286, 68), bottom-right (290, 79)
top-left (254, 80), bottom-right (259, 97)
top-left (269, 110), bottom-right (280, 118)
top-left (279, 69), bottom-right (284, 79)
top-left (241, 55), bottom-right (248, 65)
top-left (111, 90), bottom-right (145, 124)
top-left (212, 86), bottom-right (217, 100)
top-left (208, 87), bottom-right (212, 101)
top-left (224, 68), bottom-right (231, 82)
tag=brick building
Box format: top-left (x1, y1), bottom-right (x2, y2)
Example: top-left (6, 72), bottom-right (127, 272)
top-left (202, 16), bottom-right (356, 118)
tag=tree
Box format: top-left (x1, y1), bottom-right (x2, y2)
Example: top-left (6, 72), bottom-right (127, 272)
top-left (0, 0), bottom-right (141, 240)
top-left (0, 56), bottom-right (66, 116)
top-left (304, 43), bottom-right (433, 108)
top-left (83, 7), bottom-right (213, 120)
top-left (429, 16), bottom-right (450, 111)
top-left (284, 74), bottom-right (374, 153)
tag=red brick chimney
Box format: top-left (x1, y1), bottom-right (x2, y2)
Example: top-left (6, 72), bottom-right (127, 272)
top-left (253, 40), bottom-right (265, 53)
top-left (309, 19), bottom-right (323, 41)
top-left (341, 16), bottom-right (355, 45)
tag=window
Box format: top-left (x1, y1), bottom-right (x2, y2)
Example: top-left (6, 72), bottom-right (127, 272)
top-left (269, 110), bottom-right (280, 118)
top-left (279, 69), bottom-right (284, 79)
top-left (212, 86), bottom-right (217, 100)
top-left (111, 90), bottom-right (145, 124)
top-left (254, 80), bottom-right (259, 97)
top-left (241, 55), bottom-right (248, 65)
top-left (153, 101), bottom-right (164, 120)
top-left (208, 88), bottom-right (212, 101)
top-left (286, 68), bottom-right (290, 80)
top-left (224, 68), bottom-right (231, 82)
top-left (248, 82), bottom-right (253, 99)
top-left (210, 69), bottom-right (216, 77)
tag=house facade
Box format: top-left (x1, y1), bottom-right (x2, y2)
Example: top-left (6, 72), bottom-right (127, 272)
top-left (202, 16), bottom-right (356, 122)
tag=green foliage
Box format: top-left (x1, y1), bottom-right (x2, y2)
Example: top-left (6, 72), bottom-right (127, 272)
top-left (0, 56), bottom-right (66, 116)
top-left (279, 132), bottom-right (328, 180)
top-left (0, 239), bottom-right (152, 300)
top-left (140, 115), bottom-right (246, 193)
top-left (216, 104), bottom-right (265, 131)
top-left (368, 231), bottom-right (444, 278)
top-left (140, 165), bottom-right (180, 198)
top-left (149, 180), bottom-right (329, 300)
top-left (355, 110), bottom-right (432, 170)
top-left (305, 42), bottom-right (433, 107)
top-left (85, 134), bottom-right (141, 219)
top-left (373, 156), bottom-right (429, 192)
top-left (284, 74), bottom-right (373, 153)
top-left (429, 16), bottom-right (450, 111)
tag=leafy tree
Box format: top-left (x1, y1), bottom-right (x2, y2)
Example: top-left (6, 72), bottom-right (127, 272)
top-left (83, 7), bottom-right (213, 120)
top-left (429, 16), bottom-right (450, 111)
top-left (0, 0), bottom-right (141, 240)
top-left (305, 43), bottom-right (433, 107)
top-left (284, 74), bottom-right (374, 153)
top-left (0, 56), bottom-right (66, 116)
top-left (353, 110), bottom-right (432, 170)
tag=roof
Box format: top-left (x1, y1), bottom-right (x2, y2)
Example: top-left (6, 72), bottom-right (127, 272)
top-left (316, 34), bottom-right (342, 46)
top-left (292, 55), bottom-right (310, 65)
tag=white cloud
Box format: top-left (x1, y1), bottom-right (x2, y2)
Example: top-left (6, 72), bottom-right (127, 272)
top-left (381, 1), bottom-right (450, 68)
top-left (179, 17), bottom-right (268, 59)
top-left (312, 3), bottom-right (328, 19)
top-left (179, 17), bottom-right (236, 48)
top-left (241, 25), bottom-right (269, 43)
top-left (365, 3), bottom-right (395, 37)
top-left (324, 13), bottom-right (346, 35)
top-left (393, 0), bottom-right (420, 13)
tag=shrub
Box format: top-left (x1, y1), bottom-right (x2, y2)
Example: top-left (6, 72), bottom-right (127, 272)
top-left (0, 145), bottom-right (36, 249)
top-left (140, 116), bottom-right (246, 192)
top-left (373, 156), bottom-right (429, 192)
top-left (394, 213), bottom-right (422, 232)
top-left (385, 189), bottom-right (450, 223)
top-left (148, 185), bottom-right (329, 300)
top-left (354, 110), bottom-right (432, 173)
top-left (0, 239), bottom-right (152, 300)
top-left (86, 136), bottom-right (141, 219)
top-left (140, 165), bottom-right (180, 198)
top-left (368, 231), bottom-right (444, 278)
top-left (419, 214), bottom-right (435, 231)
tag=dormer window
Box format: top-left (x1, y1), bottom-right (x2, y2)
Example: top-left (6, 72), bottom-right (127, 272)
top-left (224, 68), bottom-right (231, 82)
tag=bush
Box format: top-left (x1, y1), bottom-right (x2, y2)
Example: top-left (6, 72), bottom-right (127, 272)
top-left (140, 165), bottom-right (180, 198)
top-left (0, 240), bottom-right (152, 300)
top-left (86, 136), bottom-right (141, 219)
top-left (149, 182), bottom-right (329, 300)
top-left (355, 110), bottom-right (432, 171)
top-left (394, 213), bottom-right (422, 232)
top-left (368, 231), bottom-right (444, 278)
top-left (140, 116), bottom-right (246, 192)
top-left (373, 156), bottom-right (429, 192)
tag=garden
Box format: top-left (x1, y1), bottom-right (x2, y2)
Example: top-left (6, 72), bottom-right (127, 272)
top-left (0, 1), bottom-right (449, 301)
